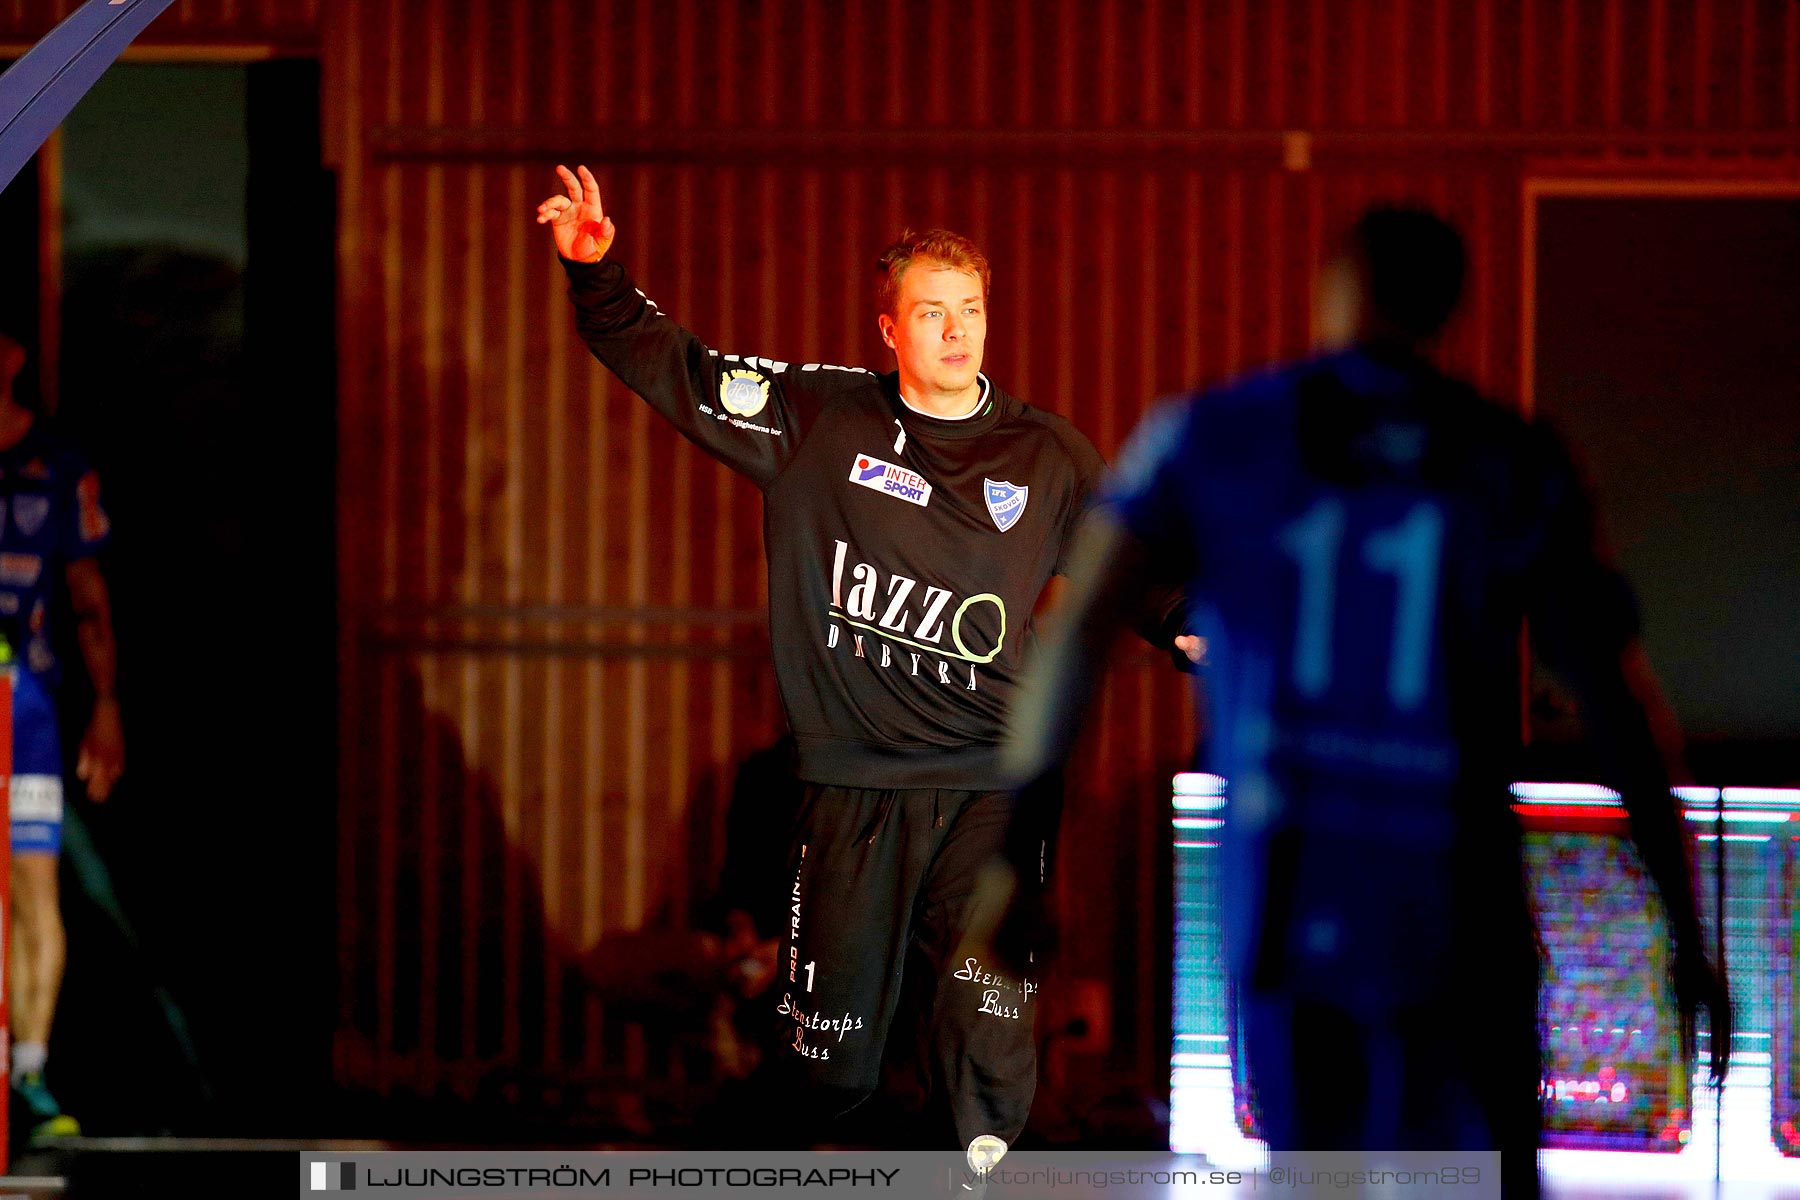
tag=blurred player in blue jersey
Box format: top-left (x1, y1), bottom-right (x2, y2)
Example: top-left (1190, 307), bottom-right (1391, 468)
top-left (0, 335), bottom-right (124, 1141)
top-left (1006, 209), bottom-right (1731, 1195)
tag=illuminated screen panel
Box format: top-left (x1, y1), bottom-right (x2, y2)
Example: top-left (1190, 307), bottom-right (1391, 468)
top-left (1170, 774), bottom-right (1255, 1154)
top-left (1522, 826), bottom-right (1688, 1148)
top-left (1783, 825), bottom-right (1800, 1154)
top-left (1698, 788), bottom-right (1800, 1158)
top-left (1172, 780), bottom-right (1793, 1169)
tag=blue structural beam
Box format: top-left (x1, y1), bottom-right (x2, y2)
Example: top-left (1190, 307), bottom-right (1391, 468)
top-left (0, 0), bottom-right (178, 194)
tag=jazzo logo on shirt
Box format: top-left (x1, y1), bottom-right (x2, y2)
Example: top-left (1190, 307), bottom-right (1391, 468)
top-left (847, 454), bottom-right (932, 508)
top-left (825, 539), bottom-right (1008, 691)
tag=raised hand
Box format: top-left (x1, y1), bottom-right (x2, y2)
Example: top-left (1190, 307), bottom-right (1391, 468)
top-left (536, 163), bottom-right (616, 263)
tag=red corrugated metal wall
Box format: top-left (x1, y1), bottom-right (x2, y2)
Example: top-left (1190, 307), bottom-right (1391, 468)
top-left (323, 0), bottom-right (1800, 1122)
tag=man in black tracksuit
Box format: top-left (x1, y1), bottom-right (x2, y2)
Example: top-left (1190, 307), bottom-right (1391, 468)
top-left (537, 165), bottom-right (1192, 1156)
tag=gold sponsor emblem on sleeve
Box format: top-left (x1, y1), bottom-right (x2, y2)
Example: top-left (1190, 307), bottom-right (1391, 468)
top-left (720, 369), bottom-right (771, 417)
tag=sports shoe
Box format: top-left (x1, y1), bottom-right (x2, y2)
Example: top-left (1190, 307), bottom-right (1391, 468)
top-left (966, 1134), bottom-right (1007, 1171)
top-left (13, 1072), bottom-right (80, 1141)
top-left (959, 1134), bottom-right (1008, 1197)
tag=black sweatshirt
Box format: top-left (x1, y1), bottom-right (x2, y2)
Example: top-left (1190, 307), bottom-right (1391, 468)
top-left (565, 256), bottom-right (1179, 790)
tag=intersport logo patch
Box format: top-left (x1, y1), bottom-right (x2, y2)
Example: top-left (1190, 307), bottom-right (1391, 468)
top-left (847, 454), bottom-right (932, 507)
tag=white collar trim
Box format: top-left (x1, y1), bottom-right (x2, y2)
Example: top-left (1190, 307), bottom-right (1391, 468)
top-left (899, 374), bottom-right (989, 421)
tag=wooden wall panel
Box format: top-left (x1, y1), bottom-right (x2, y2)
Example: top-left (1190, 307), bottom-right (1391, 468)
top-left (325, 0), bottom-right (1800, 1120)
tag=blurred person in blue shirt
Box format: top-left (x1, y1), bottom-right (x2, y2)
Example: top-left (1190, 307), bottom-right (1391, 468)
top-left (0, 334), bottom-right (123, 1141)
top-left (1006, 209), bottom-right (1731, 1196)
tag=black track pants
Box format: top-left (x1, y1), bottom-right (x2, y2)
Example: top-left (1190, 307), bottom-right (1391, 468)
top-left (770, 782), bottom-right (1047, 1148)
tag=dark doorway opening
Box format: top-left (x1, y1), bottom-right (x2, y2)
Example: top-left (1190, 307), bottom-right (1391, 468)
top-left (36, 57), bottom-right (337, 1137)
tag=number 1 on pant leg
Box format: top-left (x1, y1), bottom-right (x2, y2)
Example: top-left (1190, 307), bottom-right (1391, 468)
top-left (805, 961), bottom-right (816, 991)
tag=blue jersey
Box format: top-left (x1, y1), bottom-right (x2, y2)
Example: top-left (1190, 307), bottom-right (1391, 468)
top-left (0, 420), bottom-right (111, 685)
top-left (1102, 348), bottom-right (1632, 1007)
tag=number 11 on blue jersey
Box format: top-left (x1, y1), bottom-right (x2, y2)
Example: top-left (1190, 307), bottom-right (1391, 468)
top-left (1278, 497), bottom-right (1446, 712)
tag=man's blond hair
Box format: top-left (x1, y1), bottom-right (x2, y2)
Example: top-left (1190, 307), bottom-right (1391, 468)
top-left (875, 229), bottom-right (992, 317)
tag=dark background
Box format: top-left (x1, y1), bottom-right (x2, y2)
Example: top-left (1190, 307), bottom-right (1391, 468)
top-left (1535, 195), bottom-right (1799, 781)
top-left (18, 60), bottom-right (338, 1134)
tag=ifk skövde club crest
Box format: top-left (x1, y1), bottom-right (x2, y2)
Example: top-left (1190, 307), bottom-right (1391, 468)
top-left (13, 494), bottom-right (49, 537)
top-left (983, 478), bottom-right (1028, 533)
